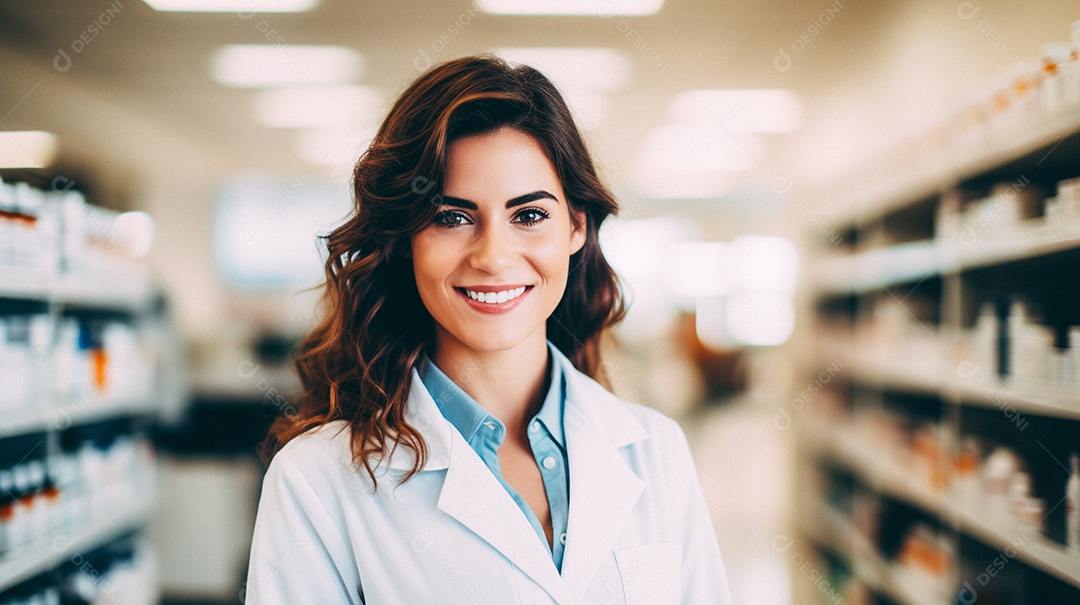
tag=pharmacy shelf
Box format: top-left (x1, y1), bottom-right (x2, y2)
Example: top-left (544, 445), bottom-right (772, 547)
top-left (0, 493), bottom-right (154, 592)
top-left (0, 409), bottom-right (50, 440)
top-left (942, 221), bottom-right (1080, 273)
top-left (817, 96), bottom-right (1080, 226)
top-left (812, 241), bottom-right (939, 294)
top-left (801, 422), bottom-right (1080, 590)
top-left (0, 395), bottom-right (154, 439)
top-left (56, 394), bottom-right (157, 427)
top-left (0, 267), bottom-right (49, 301)
top-left (0, 266), bottom-right (154, 310)
top-left (52, 271), bottom-right (155, 310)
top-left (803, 507), bottom-right (941, 605)
top-left (811, 220), bottom-right (1080, 295)
top-left (819, 339), bottom-right (1080, 422)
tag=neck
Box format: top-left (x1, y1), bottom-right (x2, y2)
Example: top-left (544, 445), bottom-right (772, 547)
top-left (432, 329), bottom-right (550, 434)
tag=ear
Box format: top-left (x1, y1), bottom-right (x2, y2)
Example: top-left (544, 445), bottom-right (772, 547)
top-left (569, 208), bottom-right (587, 256)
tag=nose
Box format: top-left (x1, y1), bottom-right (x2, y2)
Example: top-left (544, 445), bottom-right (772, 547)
top-left (469, 222), bottom-right (515, 274)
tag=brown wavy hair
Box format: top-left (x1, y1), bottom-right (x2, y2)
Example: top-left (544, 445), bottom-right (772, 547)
top-left (262, 54), bottom-right (626, 488)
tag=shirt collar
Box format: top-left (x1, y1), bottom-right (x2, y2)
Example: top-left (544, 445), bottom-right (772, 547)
top-left (535, 340), bottom-right (566, 448)
top-left (417, 340), bottom-right (565, 447)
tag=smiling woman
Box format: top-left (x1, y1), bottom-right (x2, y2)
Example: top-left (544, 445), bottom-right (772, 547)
top-left (244, 54), bottom-right (732, 605)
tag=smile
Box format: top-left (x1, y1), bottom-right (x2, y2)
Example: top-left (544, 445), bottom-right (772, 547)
top-left (459, 286), bottom-right (528, 304)
top-left (454, 285), bottom-right (533, 314)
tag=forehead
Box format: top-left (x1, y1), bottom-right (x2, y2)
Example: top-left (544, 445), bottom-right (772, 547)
top-left (443, 128), bottom-right (562, 198)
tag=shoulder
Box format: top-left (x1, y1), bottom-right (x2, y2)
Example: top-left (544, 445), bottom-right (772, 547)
top-left (266, 420), bottom-right (359, 485)
top-left (565, 364), bottom-right (688, 453)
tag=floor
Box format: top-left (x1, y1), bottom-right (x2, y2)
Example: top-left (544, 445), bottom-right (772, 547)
top-left (683, 398), bottom-right (796, 605)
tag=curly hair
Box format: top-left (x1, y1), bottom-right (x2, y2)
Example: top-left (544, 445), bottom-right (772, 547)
top-left (261, 54), bottom-right (627, 488)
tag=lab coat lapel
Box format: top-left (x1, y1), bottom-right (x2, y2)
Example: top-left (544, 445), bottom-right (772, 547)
top-left (556, 351), bottom-right (648, 602)
top-left (435, 427), bottom-right (573, 604)
top-left (398, 351), bottom-right (649, 604)
top-left (402, 367), bottom-right (570, 604)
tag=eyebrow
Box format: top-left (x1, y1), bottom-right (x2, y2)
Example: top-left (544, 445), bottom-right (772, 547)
top-left (439, 190), bottom-right (559, 210)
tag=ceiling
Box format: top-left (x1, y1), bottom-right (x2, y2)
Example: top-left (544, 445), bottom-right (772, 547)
top-left (0, 0), bottom-right (1074, 333)
top-left (0, 0), bottom-right (927, 203)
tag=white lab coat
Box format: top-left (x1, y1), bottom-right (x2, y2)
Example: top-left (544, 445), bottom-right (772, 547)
top-left (244, 345), bottom-right (732, 605)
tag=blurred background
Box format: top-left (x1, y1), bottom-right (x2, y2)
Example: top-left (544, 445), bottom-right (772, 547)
top-left (2, 0), bottom-right (1080, 603)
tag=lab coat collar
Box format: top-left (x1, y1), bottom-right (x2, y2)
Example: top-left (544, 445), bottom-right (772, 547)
top-left (388, 344), bottom-right (650, 604)
top-left (389, 343), bottom-right (647, 471)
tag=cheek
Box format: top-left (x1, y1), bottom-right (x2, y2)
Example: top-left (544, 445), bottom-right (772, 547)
top-left (410, 235), bottom-right (445, 287)
top-left (529, 236), bottom-right (573, 281)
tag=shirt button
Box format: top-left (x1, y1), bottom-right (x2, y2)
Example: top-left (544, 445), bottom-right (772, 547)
top-left (542, 456), bottom-right (557, 470)
top-left (559, 533), bottom-right (567, 545)
top-left (530, 421), bottom-right (540, 433)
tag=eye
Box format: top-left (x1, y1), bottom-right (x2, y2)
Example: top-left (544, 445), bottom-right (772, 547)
top-left (433, 209), bottom-right (471, 229)
top-left (514, 207), bottom-right (550, 227)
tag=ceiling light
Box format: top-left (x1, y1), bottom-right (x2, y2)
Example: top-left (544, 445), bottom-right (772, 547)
top-left (477, 0), bottom-right (662, 16)
top-left (296, 125), bottom-right (379, 167)
top-left (726, 234), bottom-right (798, 293)
top-left (669, 89), bottom-right (803, 133)
top-left (631, 170), bottom-right (734, 200)
top-left (724, 293), bottom-right (795, 346)
top-left (113, 211), bottom-right (156, 258)
top-left (211, 45), bottom-right (361, 87)
top-left (643, 125), bottom-right (762, 173)
top-left (495, 47), bottom-right (632, 91)
top-left (143, 0), bottom-right (317, 12)
top-left (667, 242), bottom-right (728, 297)
top-left (0, 131), bottom-right (58, 169)
top-left (254, 85), bottom-right (382, 128)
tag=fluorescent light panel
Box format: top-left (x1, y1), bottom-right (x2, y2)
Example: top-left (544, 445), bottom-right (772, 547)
top-left (0, 131), bottom-right (58, 169)
top-left (726, 234), bottom-right (798, 293)
top-left (643, 125), bottom-right (762, 173)
top-left (297, 125), bottom-right (379, 167)
top-left (143, 0), bottom-right (316, 12)
top-left (254, 85), bottom-right (382, 128)
top-left (211, 45), bottom-right (361, 87)
top-left (668, 242), bottom-right (727, 297)
top-left (495, 47), bottom-right (632, 91)
top-left (669, 89), bottom-right (803, 133)
top-left (631, 171), bottom-right (734, 200)
top-left (477, 0), bottom-right (662, 16)
top-left (113, 212), bottom-right (156, 258)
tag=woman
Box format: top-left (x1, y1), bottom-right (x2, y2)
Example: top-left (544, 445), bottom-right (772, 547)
top-left (245, 55), bottom-right (731, 605)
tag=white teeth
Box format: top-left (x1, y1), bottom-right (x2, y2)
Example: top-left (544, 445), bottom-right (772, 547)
top-left (464, 286), bottom-right (527, 304)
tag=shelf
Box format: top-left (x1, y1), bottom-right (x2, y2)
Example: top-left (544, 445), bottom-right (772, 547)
top-left (0, 266), bottom-right (154, 310)
top-left (801, 422), bottom-right (1080, 590)
top-left (0, 408), bottom-right (50, 439)
top-left (811, 219), bottom-right (1080, 295)
top-left (818, 96), bottom-right (1080, 227)
top-left (0, 267), bottom-right (49, 301)
top-left (0, 492), bottom-right (154, 592)
top-left (51, 271), bottom-right (155, 310)
top-left (943, 220), bottom-right (1080, 272)
top-left (803, 507), bottom-right (942, 605)
top-left (819, 339), bottom-right (1080, 421)
top-left (0, 394), bottom-right (154, 439)
top-left (56, 394), bottom-right (156, 427)
top-left (812, 240), bottom-right (939, 294)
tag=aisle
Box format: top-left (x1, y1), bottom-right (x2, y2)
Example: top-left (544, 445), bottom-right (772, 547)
top-left (684, 399), bottom-right (795, 605)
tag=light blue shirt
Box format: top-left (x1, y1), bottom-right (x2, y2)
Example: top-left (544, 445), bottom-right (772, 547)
top-left (417, 340), bottom-right (570, 572)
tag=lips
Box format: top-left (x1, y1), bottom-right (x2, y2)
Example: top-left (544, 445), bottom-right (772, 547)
top-left (459, 286), bottom-right (528, 304)
top-left (454, 285), bottom-right (533, 314)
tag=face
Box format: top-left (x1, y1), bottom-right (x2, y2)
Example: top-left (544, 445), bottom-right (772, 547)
top-left (410, 127), bottom-right (586, 356)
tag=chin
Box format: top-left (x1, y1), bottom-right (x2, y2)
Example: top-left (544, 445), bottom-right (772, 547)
top-left (442, 322), bottom-right (541, 355)
top-left (458, 331), bottom-right (528, 353)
